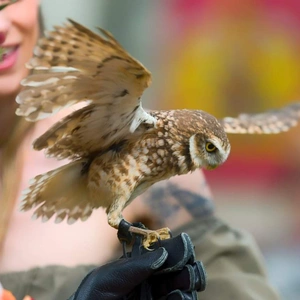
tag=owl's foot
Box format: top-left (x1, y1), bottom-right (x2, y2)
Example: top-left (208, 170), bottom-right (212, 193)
top-left (129, 226), bottom-right (171, 249)
top-left (117, 219), bottom-right (171, 249)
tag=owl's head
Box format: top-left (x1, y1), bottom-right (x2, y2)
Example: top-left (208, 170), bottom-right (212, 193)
top-left (189, 117), bottom-right (231, 170)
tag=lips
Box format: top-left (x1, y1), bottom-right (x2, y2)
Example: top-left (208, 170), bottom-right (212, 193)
top-left (0, 45), bottom-right (19, 71)
top-left (1, 46), bottom-right (17, 58)
top-left (0, 33), bottom-right (5, 44)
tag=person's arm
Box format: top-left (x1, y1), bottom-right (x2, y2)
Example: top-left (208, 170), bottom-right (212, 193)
top-left (177, 218), bottom-right (281, 300)
top-left (69, 232), bottom-right (206, 300)
top-left (130, 171), bottom-right (214, 231)
top-left (135, 171), bottom-right (281, 300)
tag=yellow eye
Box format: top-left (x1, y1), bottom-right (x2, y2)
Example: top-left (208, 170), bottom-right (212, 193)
top-left (205, 142), bottom-right (217, 152)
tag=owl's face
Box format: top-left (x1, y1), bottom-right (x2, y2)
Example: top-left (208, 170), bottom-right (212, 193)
top-left (189, 132), bottom-right (231, 170)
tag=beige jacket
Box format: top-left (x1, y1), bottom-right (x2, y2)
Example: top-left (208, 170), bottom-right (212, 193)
top-left (0, 217), bottom-right (280, 300)
top-left (175, 217), bottom-right (281, 300)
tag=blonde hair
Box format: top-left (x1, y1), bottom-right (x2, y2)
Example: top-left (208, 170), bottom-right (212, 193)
top-left (0, 6), bottom-right (44, 257)
top-left (0, 118), bottom-right (34, 255)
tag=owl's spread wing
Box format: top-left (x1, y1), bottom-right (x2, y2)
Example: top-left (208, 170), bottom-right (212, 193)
top-left (220, 103), bottom-right (300, 134)
top-left (16, 19), bottom-right (156, 158)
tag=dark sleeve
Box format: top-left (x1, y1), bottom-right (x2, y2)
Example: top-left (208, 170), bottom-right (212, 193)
top-left (173, 216), bottom-right (281, 300)
top-left (0, 264), bottom-right (96, 300)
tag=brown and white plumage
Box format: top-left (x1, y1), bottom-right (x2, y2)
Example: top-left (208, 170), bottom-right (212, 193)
top-left (16, 20), bottom-right (300, 234)
top-left (220, 103), bottom-right (300, 134)
top-left (16, 19), bottom-right (155, 159)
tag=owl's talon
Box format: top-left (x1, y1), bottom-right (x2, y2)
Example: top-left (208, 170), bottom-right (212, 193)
top-left (129, 226), bottom-right (171, 249)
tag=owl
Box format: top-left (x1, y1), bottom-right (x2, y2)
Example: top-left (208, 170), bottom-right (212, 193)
top-left (16, 20), bottom-right (300, 246)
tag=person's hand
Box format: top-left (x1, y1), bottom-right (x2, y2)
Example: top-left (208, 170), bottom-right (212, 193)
top-left (68, 246), bottom-right (168, 300)
top-left (148, 233), bottom-right (206, 300)
top-left (69, 232), bottom-right (206, 300)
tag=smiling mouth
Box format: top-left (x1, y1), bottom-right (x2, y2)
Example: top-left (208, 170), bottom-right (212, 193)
top-left (0, 46), bottom-right (18, 61)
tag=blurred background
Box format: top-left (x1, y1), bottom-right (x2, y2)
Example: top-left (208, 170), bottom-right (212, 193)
top-left (41, 0), bottom-right (300, 298)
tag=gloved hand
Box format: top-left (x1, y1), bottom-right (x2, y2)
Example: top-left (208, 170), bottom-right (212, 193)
top-left (143, 233), bottom-right (206, 300)
top-left (68, 232), bottom-right (206, 300)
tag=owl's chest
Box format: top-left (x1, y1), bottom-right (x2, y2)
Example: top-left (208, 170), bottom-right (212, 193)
top-left (125, 124), bottom-right (192, 178)
top-left (88, 125), bottom-right (192, 202)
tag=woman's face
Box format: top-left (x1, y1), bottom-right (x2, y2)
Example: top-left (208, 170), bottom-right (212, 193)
top-left (0, 0), bottom-right (39, 98)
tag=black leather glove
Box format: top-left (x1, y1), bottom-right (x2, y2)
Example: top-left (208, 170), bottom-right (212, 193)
top-left (68, 247), bottom-right (168, 300)
top-left (68, 232), bottom-right (206, 300)
top-left (143, 233), bottom-right (206, 300)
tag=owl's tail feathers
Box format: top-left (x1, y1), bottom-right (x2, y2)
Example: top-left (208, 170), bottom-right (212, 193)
top-left (20, 159), bottom-right (94, 224)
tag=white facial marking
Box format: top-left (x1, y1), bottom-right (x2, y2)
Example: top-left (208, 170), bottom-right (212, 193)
top-left (189, 135), bottom-right (204, 168)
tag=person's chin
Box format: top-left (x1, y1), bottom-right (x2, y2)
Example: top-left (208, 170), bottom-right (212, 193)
top-left (0, 74), bottom-right (23, 99)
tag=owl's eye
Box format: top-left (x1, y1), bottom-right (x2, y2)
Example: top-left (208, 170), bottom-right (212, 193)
top-left (205, 142), bottom-right (217, 153)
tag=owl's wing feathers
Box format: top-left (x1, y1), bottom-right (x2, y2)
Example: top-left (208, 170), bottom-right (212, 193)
top-left (16, 19), bottom-right (155, 158)
top-left (20, 159), bottom-right (97, 224)
top-left (220, 103), bottom-right (300, 134)
top-left (33, 101), bottom-right (149, 160)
